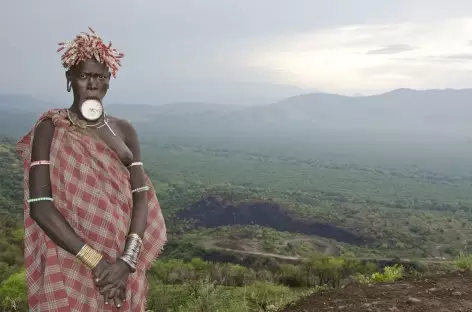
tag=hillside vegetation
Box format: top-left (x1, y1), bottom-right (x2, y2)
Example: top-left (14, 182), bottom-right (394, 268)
top-left (2, 89), bottom-right (472, 310)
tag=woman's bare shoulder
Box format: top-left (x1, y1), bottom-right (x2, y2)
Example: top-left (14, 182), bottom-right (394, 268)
top-left (31, 118), bottom-right (55, 159)
top-left (108, 116), bottom-right (139, 143)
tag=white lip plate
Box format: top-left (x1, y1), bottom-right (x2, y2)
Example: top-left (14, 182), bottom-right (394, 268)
top-left (80, 99), bottom-right (103, 121)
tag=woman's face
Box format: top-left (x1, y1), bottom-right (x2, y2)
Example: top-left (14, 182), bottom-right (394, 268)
top-left (67, 58), bottom-right (111, 103)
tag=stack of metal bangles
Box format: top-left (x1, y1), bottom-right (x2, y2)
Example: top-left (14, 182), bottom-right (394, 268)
top-left (119, 233), bottom-right (143, 273)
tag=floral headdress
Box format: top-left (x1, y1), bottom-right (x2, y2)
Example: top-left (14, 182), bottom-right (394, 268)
top-left (57, 27), bottom-right (124, 78)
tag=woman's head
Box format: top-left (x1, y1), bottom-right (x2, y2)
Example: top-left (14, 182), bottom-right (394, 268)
top-left (57, 27), bottom-right (124, 102)
top-left (66, 58), bottom-right (110, 103)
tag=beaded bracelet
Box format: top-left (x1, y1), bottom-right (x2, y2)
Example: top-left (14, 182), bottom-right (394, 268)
top-left (131, 186), bottom-right (150, 193)
top-left (30, 160), bottom-right (50, 168)
top-left (128, 162), bottom-right (143, 168)
top-left (27, 197), bottom-right (53, 203)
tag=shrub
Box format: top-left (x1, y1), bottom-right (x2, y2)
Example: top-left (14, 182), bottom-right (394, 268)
top-left (455, 252), bottom-right (472, 271)
top-left (356, 264), bottom-right (404, 284)
top-left (0, 269), bottom-right (27, 311)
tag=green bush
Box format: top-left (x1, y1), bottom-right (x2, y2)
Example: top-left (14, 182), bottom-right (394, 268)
top-left (0, 269), bottom-right (27, 311)
top-left (355, 264), bottom-right (404, 284)
top-left (245, 281), bottom-right (290, 311)
top-left (455, 252), bottom-right (472, 271)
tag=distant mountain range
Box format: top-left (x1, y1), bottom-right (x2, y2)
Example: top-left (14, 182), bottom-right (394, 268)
top-left (110, 88), bottom-right (472, 141)
top-left (2, 88), bottom-right (472, 142)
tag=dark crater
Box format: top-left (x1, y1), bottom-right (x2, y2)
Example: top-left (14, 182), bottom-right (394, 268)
top-left (176, 195), bottom-right (368, 246)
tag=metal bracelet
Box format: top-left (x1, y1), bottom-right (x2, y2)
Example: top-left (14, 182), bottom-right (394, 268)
top-left (120, 234), bottom-right (143, 272)
top-left (119, 254), bottom-right (136, 273)
top-left (76, 244), bottom-right (103, 269)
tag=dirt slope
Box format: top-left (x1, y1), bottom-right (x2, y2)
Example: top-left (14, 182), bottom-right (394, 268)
top-left (281, 271), bottom-right (472, 312)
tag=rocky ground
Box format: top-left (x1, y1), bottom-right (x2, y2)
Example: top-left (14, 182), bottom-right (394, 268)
top-left (281, 271), bottom-right (472, 312)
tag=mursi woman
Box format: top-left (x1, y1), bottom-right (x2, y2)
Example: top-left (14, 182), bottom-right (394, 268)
top-left (16, 27), bottom-right (167, 311)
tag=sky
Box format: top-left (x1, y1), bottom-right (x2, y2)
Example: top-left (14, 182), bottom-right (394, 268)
top-left (2, 0), bottom-right (472, 105)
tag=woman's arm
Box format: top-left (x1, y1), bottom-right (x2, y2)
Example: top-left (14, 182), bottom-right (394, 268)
top-left (120, 119), bottom-right (149, 238)
top-left (29, 119), bottom-right (86, 255)
top-left (29, 119), bottom-right (107, 274)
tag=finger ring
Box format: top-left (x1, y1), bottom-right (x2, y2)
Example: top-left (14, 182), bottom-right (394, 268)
top-left (95, 278), bottom-right (99, 282)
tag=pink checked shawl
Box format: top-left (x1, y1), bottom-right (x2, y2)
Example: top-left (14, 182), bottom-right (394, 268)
top-left (16, 109), bottom-right (167, 312)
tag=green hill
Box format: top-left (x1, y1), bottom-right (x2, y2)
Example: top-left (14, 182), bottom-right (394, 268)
top-left (0, 137), bottom-right (23, 218)
top-left (2, 89), bottom-right (472, 310)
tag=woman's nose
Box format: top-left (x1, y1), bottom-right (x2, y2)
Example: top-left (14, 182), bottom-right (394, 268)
top-left (87, 77), bottom-right (99, 89)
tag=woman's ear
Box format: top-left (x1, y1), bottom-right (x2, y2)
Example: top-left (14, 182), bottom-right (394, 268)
top-left (65, 71), bottom-right (72, 92)
top-left (65, 70), bottom-right (72, 81)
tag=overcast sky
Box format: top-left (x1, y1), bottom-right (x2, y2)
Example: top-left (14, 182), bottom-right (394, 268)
top-left (2, 0), bottom-right (472, 105)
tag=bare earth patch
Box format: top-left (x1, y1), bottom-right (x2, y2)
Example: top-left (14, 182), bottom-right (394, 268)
top-left (281, 271), bottom-right (472, 312)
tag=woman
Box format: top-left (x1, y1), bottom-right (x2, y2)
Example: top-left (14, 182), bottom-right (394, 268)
top-left (16, 27), bottom-right (167, 311)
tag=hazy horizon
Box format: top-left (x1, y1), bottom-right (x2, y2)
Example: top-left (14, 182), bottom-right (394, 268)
top-left (3, 86), bottom-right (472, 108)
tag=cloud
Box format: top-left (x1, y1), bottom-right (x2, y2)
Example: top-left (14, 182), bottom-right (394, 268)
top-left (248, 17), bottom-right (472, 95)
top-left (366, 44), bottom-right (416, 55)
top-left (3, 0), bottom-right (472, 101)
top-left (444, 53), bottom-right (472, 60)
top-left (393, 53), bottom-right (472, 64)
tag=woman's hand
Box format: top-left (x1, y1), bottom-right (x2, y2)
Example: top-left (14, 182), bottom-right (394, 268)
top-left (91, 259), bottom-right (117, 306)
top-left (91, 258), bottom-right (110, 281)
top-left (110, 279), bottom-right (127, 308)
top-left (101, 278), bottom-right (127, 308)
top-left (94, 259), bottom-right (131, 288)
top-left (94, 259), bottom-right (131, 307)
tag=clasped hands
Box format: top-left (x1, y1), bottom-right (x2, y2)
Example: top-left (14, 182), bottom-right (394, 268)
top-left (92, 258), bottom-right (131, 308)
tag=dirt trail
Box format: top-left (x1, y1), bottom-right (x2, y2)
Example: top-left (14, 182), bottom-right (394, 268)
top-left (217, 247), bottom-right (300, 261)
top-left (282, 238), bottom-right (340, 256)
top-left (282, 271), bottom-right (472, 312)
top-left (201, 240), bottom-right (301, 260)
top-left (201, 239), bottom-right (452, 264)
top-left (202, 237), bottom-right (338, 260)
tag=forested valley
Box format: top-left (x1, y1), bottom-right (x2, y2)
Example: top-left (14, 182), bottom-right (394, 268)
top-left (2, 90), bottom-right (472, 310)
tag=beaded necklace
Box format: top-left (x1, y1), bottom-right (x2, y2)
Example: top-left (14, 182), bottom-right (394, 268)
top-left (67, 109), bottom-right (116, 136)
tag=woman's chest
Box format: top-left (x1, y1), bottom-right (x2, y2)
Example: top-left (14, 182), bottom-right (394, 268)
top-left (91, 122), bottom-right (134, 166)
